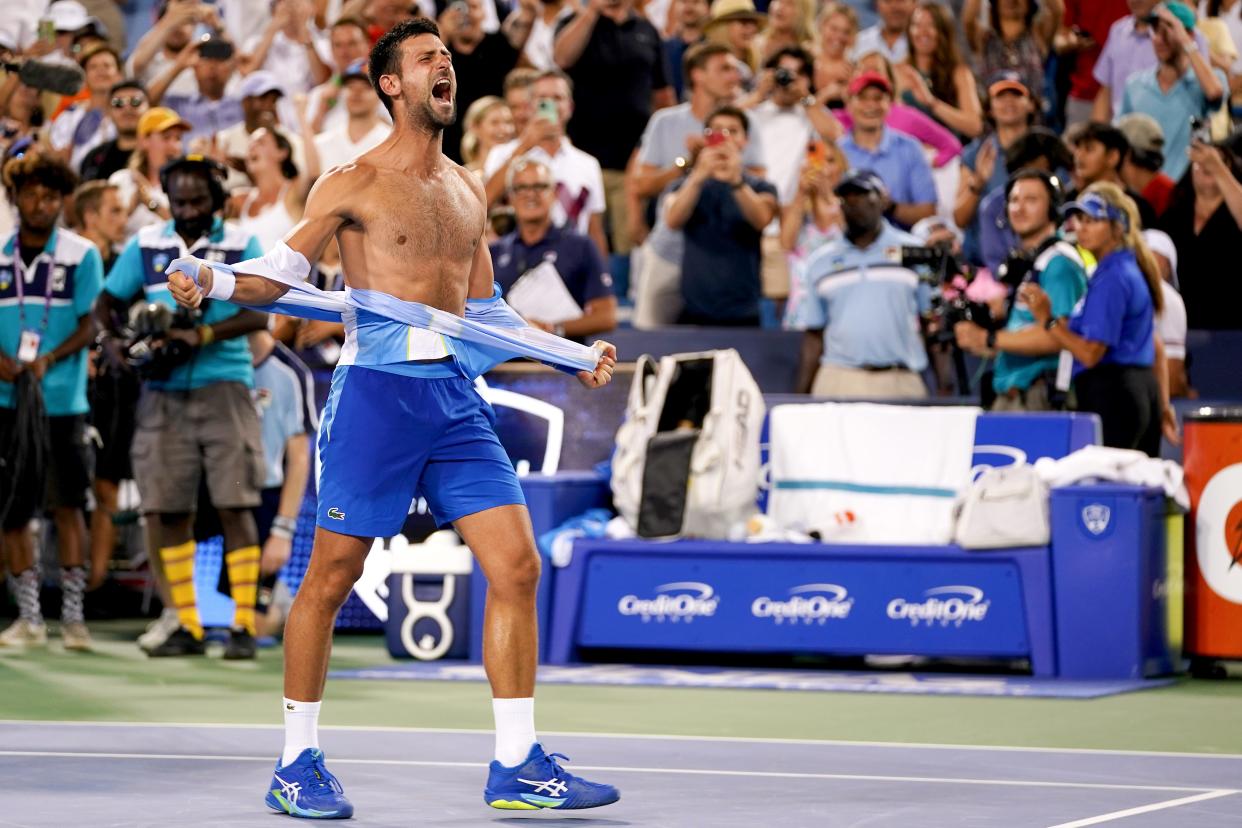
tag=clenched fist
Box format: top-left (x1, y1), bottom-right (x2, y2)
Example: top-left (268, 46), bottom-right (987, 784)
top-left (167, 257), bottom-right (213, 309)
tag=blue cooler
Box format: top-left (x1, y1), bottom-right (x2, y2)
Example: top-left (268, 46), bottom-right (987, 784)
top-left (1049, 484), bottom-right (1174, 679)
top-left (385, 534), bottom-right (473, 660)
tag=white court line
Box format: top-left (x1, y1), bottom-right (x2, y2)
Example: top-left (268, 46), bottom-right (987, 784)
top-left (0, 750), bottom-right (1234, 795)
top-left (1047, 789), bottom-right (1238, 827)
top-left (2, 720), bottom-right (1240, 761)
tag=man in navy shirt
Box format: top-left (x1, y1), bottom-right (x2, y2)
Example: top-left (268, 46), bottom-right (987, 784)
top-left (663, 105), bottom-right (778, 326)
top-left (490, 156), bottom-right (617, 339)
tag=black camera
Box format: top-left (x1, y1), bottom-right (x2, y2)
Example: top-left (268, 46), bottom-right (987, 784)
top-left (774, 68), bottom-right (795, 87)
top-left (124, 302), bottom-right (203, 381)
top-left (901, 245), bottom-right (995, 339)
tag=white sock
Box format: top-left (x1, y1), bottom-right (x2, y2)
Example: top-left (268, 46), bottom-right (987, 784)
top-left (492, 697), bottom-right (537, 767)
top-left (282, 697), bottom-right (321, 767)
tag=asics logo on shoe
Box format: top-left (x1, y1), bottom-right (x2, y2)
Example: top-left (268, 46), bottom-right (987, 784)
top-left (518, 778), bottom-right (568, 797)
top-left (274, 773), bottom-right (302, 806)
top-left (286, 703), bottom-right (295, 710)
top-left (327, 507), bottom-right (346, 520)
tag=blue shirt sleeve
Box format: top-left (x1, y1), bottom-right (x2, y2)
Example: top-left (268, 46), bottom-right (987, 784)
top-left (1119, 79), bottom-right (1134, 116)
top-left (74, 246), bottom-right (103, 316)
top-left (786, 251), bottom-right (828, 330)
top-left (1072, 268), bottom-right (1127, 348)
top-left (961, 138), bottom-right (981, 172)
top-left (103, 236), bottom-right (143, 300)
top-left (579, 237), bottom-right (613, 303)
top-left (1041, 256), bottom-right (1088, 318)
top-left (905, 143), bottom-right (937, 204)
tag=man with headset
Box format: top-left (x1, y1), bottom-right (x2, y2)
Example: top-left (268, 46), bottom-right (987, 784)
top-left (954, 168), bottom-right (1088, 410)
top-left (95, 155), bottom-right (269, 658)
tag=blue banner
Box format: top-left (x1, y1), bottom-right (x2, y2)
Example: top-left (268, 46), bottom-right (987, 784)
top-left (575, 553), bottom-right (1032, 656)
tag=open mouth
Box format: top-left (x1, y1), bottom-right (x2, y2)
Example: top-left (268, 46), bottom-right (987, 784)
top-left (432, 78), bottom-right (452, 103)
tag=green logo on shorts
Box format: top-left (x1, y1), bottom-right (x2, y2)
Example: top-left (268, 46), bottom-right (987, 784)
top-left (327, 507), bottom-right (346, 520)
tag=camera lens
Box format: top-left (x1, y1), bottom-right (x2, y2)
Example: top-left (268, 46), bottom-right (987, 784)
top-left (774, 68), bottom-right (794, 87)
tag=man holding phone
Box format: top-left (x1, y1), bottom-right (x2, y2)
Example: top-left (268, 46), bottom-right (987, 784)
top-left (439, 0), bottom-right (535, 164)
top-left (127, 0), bottom-right (222, 99)
top-left (662, 105), bottom-right (778, 326)
top-left (1118, 1), bottom-right (1225, 181)
top-left (151, 31), bottom-right (244, 141)
top-left (482, 69), bottom-right (609, 259)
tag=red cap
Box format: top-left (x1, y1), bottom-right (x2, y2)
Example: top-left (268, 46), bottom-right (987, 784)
top-left (847, 71), bottom-right (893, 97)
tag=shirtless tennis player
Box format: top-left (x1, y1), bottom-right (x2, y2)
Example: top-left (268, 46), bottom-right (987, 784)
top-left (169, 19), bottom-right (618, 819)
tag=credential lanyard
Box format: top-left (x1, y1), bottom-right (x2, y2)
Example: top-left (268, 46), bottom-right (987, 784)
top-left (13, 236), bottom-right (55, 334)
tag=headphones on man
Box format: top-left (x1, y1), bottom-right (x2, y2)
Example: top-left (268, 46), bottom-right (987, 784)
top-left (1003, 167), bottom-right (1065, 224)
top-left (159, 154), bottom-right (228, 213)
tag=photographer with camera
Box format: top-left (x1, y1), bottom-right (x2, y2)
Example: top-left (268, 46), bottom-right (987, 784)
top-left (788, 169), bottom-right (930, 399)
top-left (95, 155), bottom-right (268, 658)
top-left (0, 151), bottom-right (102, 651)
top-left (954, 169), bottom-right (1088, 410)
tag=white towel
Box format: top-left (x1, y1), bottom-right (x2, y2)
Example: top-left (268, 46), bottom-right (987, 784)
top-left (1033, 445), bottom-right (1188, 510)
top-left (768, 402), bottom-right (980, 544)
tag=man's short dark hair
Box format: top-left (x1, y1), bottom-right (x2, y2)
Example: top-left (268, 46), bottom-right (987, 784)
top-left (1005, 127), bottom-right (1072, 173)
top-left (763, 47), bottom-right (814, 83)
top-left (706, 104), bottom-right (749, 135)
top-left (2, 150), bottom-right (78, 197)
top-left (369, 18), bottom-right (441, 116)
top-left (331, 16), bottom-right (370, 38)
top-left (1071, 121), bottom-right (1130, 166)
top-left (109, 79), bottom-right (146, 98)
top-left (683, 42), bottom-right (733, 91)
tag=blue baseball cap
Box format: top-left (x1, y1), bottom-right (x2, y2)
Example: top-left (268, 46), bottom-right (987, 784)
top-left (341, 58), bottom-right (369, 83)
top-left (834, 169), bottom-right (889, 198)
top-left (1062, 192), bottom-right (1129, 230)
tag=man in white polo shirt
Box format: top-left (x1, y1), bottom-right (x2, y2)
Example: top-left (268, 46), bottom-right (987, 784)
top-left (313, 59), bottom-right (390, 170)
top-left (481, 69), bottom-right (609, 260)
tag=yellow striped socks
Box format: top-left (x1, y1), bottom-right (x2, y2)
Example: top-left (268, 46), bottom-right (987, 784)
top-left (160, 541), bottom-right (202, 639)
top-left (226, 545), bottom-right (261, 635)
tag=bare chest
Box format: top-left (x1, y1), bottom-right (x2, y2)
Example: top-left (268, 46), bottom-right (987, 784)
top-left (353, 173), bottom-right (484, 263)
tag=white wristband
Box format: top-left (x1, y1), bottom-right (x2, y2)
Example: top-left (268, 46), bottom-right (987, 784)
top-left (205, 263), bottom-right (236, 301)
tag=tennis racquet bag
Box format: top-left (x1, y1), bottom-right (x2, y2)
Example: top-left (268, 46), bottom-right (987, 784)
top-left (611, 349), bottom-right (764, 539)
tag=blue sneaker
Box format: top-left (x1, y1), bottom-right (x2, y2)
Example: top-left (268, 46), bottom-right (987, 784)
top-left (484, 743), bottom-right (620, 810)
top-left (264, 748), bottom-right (354, 819)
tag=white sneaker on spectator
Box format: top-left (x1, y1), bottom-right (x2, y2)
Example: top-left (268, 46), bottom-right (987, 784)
top-left (0, 619), bottom-right (49, 647)
top-left (138, 608), bottom-right (180, 651)
top-left (62, 622), bottom-right (93, 651)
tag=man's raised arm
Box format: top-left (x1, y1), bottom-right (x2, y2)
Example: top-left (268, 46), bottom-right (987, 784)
top-left (169, 166), bottom-right (356, 309)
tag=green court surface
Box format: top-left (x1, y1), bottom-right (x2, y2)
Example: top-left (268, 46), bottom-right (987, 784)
top-left (1, 621), bottom-right (1239, 756)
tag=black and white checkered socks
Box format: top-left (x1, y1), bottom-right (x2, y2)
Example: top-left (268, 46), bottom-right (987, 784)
top-left (14, 568), bottom-right (42, 624)
top-left (60, 567), bottom-right (86, 625)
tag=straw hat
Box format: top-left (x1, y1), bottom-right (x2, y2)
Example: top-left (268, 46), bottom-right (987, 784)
top-left (705, 0), bottom-right (767, 30)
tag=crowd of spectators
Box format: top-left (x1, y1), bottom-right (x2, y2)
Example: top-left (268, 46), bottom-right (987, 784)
top-left (3, 0), bottom-right (1242, 649)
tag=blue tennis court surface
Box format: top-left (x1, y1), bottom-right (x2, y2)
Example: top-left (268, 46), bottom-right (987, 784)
top-left (328, 662), bottom-right (1175, 699)
top-left (2, 721), bottom-right (1237, 827)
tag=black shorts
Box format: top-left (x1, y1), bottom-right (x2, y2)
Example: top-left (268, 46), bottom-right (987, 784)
top-left (0, 412), bottom-right (94, 530)
top-left (90, 366), bottom-right (141, 483)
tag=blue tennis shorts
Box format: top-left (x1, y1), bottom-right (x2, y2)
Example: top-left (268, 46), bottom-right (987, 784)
top-left (316, 365), bottom-right (525, 537)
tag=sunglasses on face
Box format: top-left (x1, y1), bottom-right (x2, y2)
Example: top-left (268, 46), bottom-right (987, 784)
top-left (111, 96), bottom-right (146, 108)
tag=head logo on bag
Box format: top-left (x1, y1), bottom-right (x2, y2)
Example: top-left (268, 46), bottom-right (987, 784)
top-left (1081, 503), bottom-right (1111, 536)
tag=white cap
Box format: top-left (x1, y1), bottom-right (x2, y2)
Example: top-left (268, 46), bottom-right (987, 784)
top-left (47, 1), bottom-right (92, 33)
top-left (1142, 228), bottom-right (1178, 276)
